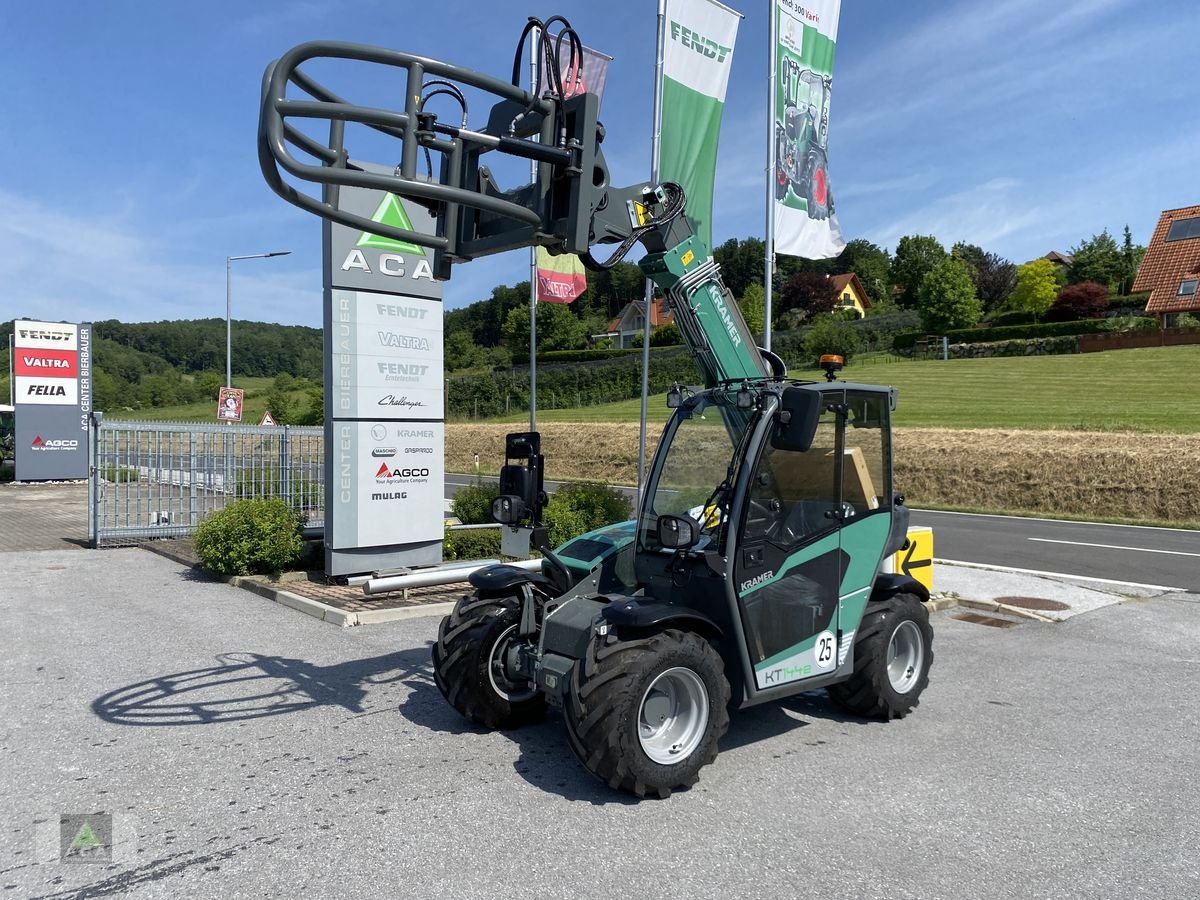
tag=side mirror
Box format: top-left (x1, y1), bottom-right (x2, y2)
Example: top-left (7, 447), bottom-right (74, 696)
top-left (657, 514), bottom-right (701, 550)
top-left (771, 386), bottom-right (821, 452)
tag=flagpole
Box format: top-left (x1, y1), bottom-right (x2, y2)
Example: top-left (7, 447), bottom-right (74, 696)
top-left (637, 0), bottom-right (667, 510)
top-left (764, 0), bottom-right (777, 352)
top-left (529, 25), bottom-right (539, 432)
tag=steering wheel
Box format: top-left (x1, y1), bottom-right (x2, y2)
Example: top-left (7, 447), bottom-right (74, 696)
top-left (745, 497), bottom-right (786, 542)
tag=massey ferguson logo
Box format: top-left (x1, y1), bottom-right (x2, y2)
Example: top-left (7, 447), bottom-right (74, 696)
top-left (31, 435), bottom-right (79, 451)
top-left (374, 464), bottom-right (430, 479)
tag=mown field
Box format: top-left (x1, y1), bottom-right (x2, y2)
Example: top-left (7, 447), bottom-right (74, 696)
top-left (454, 345), bottom-right (1200, 527)
top-left (492, 346), bottom-right (1200, 433)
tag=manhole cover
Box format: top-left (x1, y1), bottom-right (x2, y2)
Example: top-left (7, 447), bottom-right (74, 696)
top-left (955, 613), bottom-right (1018, 628)
top-left (995, 596), bottom-right (1070, 612)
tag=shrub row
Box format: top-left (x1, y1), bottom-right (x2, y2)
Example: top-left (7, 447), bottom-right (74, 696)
top-left (893, 316), bottom-right (1157, 351)
top-left (448, 347), bottom-right (701, 418)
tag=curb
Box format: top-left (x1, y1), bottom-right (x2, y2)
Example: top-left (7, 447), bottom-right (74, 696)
top-left (139, 541), bottom-right (456, 627)
top-left (956, 596), bottom-right (1056, 623)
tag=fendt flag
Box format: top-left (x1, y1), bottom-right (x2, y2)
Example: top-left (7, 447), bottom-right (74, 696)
top-left (660, 0), bottom-right (741, 250)
top-left (772, 0), bottom-right (845, 259)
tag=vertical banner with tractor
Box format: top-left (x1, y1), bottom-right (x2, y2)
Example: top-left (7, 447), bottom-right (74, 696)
top-left (659, 0), bottom-right (741, 250)
top-left (772, 0), bottom-right (845, 259)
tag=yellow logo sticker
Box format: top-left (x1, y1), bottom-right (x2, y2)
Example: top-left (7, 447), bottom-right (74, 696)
top-left (681, 249), bottom-right (695, 267)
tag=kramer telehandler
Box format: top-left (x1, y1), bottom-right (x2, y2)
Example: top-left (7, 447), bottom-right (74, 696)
top-left (257, 15), bottom-right (933, 798)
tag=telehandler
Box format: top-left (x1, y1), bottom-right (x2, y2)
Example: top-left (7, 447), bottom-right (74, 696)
top-left (258, 15), bottom-right (932, 798)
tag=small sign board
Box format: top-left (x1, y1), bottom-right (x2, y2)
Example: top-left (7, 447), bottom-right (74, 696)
top-left (260, 410), bottom-right (276, 426)
top-left (892, 526), bottom-right (934, 592)
top-left (216, 387), bottom-right (244, 422)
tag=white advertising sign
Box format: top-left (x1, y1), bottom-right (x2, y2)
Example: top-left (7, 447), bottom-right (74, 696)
top-left (328, 421), bottom-right (445, 549)
top-left (13, 321), bottom-right (79, 351)
top-left (15, 376), bottom-right (79, 406)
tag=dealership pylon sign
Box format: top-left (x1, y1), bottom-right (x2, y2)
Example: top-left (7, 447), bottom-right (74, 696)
top-left (12, 320), bottom-right (92, 481)
top-left (323, 162), bottom-right (445, 576)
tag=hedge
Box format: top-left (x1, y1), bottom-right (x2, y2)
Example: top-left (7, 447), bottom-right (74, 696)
top-left (448, 347), bottom-right (702, 418)
top-left (893, 316), bottom-right (1158, 351)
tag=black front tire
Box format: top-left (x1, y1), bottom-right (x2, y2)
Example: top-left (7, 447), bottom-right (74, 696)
top-left (564, 629), bottom-right (730, 798)
top-left (828, 592), bottom-right (932, 719)
top-left (432, 592), bottom-right (547, 729)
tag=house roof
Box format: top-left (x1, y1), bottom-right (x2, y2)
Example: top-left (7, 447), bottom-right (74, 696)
top-left (1043, 250), bottom-right (1074, 266)
top-left (1133, 204), bottom-right (1200, 315)
top-left (606, 297), bottom-right (674, 334)
top-left (828, 273), bottom-right (871, 308)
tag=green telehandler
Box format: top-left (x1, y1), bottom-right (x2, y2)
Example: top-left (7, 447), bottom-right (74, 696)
top-left (258, 15), bottom-right (933, 798)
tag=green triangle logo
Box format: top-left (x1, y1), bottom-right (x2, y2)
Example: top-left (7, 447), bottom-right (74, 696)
top-left (357, 193), bottom-right (426, 255)
top-left (68, 822), bottom-right (103, 854)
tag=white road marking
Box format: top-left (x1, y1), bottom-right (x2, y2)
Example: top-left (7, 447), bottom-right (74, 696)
top-left (913, 508), bottom-right (1200, 534)
top-left (934, 558), bottom-right (1186, 593)
top-left (1028, 538), bottom-right (1200, 558)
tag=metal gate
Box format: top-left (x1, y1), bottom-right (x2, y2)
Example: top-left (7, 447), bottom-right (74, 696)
top-left (89, 418), bottom-right (324, 546)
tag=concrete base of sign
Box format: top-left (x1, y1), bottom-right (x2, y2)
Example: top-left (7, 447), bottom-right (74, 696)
top-left (325, 539), bottom-right (443, 579)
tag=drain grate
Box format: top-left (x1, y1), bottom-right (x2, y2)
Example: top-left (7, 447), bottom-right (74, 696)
top-left (995, 596), bottom-right (1070, 612)
top-left (955, 612), bottom-right (1018, 628)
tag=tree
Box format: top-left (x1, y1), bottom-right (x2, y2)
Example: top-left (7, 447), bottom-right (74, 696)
top-left (502, 302), bottom-right (586, 353)
top-left (889, 235), bottom-right (947, 308)
top-left (263, 374), bottom-right (295, 424)
top-left (738, 282), bottom-right (765, 336)
top-left (1119, 225), bottom-right (1146, 296)
top-left (837, 239), bottom-right (891, 306)
top-left (800, 314), bottom-right (863, 366)
top-left (952, 243), bottom-right (1017, 311)
top-left (1068, 230), bottom-right (1123, 290)
top-left (917, 258), bottom-right (981, 333)
top-left (1047, 281), bottom-right (1109, 322)
top-left (778, 272), bottom-right (838, 325)
top-left (1008, 259), bottom-right (1060, 321)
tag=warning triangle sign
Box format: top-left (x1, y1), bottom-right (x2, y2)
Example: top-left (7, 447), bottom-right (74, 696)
top-left (67, 822), bottom-right (103, 854)
top-left (260, 411), bottom-right (277, 426)
top-left (356, 194), bottom-right (426, 255)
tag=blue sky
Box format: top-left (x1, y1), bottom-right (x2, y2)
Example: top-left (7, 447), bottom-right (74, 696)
top-left (1, 0), bottom-right (1194, 328)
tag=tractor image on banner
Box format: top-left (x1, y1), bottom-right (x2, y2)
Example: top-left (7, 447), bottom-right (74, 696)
top-left (772, 0), bottom-right (845, 259)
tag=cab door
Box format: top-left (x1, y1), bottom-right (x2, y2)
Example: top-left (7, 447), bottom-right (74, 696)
top-left (733, 391), bottom-right (846, 692)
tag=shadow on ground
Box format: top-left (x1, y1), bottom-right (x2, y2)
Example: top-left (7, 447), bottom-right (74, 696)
top-left (92, 644), bottom-right (875, 803)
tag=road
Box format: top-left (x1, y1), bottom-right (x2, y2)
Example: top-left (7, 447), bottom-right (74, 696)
top-left (446, 474), bottom-right (1200, 592)
top-left (4, 547), bottom-right (1198, 899)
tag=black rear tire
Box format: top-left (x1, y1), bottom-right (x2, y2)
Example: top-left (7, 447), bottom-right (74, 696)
top-left (564, 629), bottom-right (730, 798)
top-left (432, 592), bottom-right (546, 730)
top-left (828, 592), bottom-right (932, 719)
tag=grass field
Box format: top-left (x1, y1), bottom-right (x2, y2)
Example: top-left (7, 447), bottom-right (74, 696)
top-left (116, 378), bottom-right (318, 424)
top-left (485, 346), bottom-right (1200, 433)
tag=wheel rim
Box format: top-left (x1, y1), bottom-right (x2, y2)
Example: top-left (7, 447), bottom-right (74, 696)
top-left (813, 167), bottom-right (828, 205)
top-left (637, 667), bottom-right (709, 765)
top-left (887, 620), bottom-right (924, 694)
top-left (487, 624), bottom-right (537, 703)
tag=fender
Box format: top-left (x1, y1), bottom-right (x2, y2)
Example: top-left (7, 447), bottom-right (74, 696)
top-left (870, 572), bottom-right (930, 604)
top-left (600, 598), bottom-right (723, 640)
top-left (467, 563), bottom-right (558, 594)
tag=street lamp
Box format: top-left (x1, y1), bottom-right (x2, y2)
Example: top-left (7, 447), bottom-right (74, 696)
top-left (226, 251), bottom-right (291, 387)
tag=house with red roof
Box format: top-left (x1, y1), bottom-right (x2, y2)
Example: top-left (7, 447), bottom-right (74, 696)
top-left (597, 297), bottom-right (675, 348)
top-left (1132, 205), bottom-right (1200, 324)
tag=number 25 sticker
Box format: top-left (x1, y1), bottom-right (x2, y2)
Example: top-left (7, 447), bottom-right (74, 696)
top-left (814, 631), bottom-right (836, 670)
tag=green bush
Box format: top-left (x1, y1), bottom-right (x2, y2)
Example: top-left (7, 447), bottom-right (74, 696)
top-left (452, 480), bottom-right (497, 524)
top-left (194, 498), bottom-right (305, 577)
top-left (1103, 315), bottom-right (1158, 333)
top-left (985, 310), bottom-right (1037, 327)
top-left (237, 467), bottom-right (321, 510)
top-left (544, 482), bottom-right (633, 547)
top-left (896, 317), bottom-right (1131, 351)
top-left (443, 526), bottom-right (502, 561)
top-left (101, 464), bottom-right (139, 483)
top-left (797, 314), bottom-right (864, 366)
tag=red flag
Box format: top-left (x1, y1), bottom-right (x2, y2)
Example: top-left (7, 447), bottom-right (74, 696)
top-left (536, 246), bottom-right (587, 303)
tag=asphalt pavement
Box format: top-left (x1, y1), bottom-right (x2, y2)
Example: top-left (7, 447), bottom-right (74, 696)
top-left (3, 546), bottom-right (1199, 899)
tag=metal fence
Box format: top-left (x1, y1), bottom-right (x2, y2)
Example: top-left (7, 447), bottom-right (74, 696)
top-left (90, 419), bottom-right (324, 546)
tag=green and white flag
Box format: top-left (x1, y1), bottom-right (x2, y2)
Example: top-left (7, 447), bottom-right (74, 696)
top-left (772, 0), bottom-right (844, 258)
top-left (660, 0), bottom-right (742, 249)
